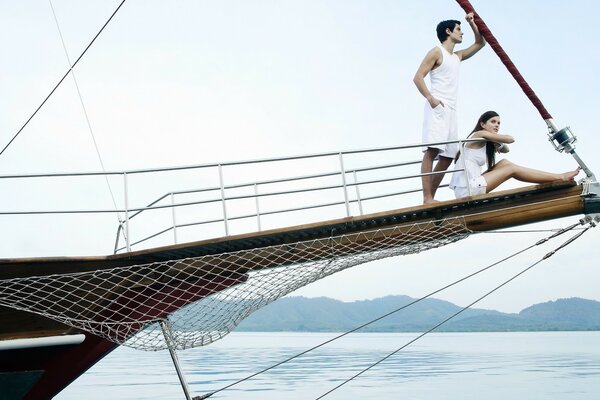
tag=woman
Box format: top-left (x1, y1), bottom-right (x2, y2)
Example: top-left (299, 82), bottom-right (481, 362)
top-left (449, 111), bottom-right (580, 198)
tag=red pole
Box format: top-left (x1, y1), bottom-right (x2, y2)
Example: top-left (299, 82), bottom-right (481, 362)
top-left (454, 0), bottom-right (553, 120)
top-left (455, 1), bottom-right (599, 181)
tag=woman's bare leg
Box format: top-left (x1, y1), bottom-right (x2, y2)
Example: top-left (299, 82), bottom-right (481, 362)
top-left (482, 159), bottom-right (580, 192)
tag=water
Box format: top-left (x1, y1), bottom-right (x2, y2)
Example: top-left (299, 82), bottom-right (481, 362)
top-left (57, 332), bottom-right (600, 399)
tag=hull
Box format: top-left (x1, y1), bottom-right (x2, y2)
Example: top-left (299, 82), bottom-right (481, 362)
top-left (0, 330), bottom-right (117, 400)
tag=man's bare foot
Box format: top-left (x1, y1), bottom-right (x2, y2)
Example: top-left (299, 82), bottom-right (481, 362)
top-left (423, 199), bottom-right (441, 205)
top-left (561, 167), bottom-right (582, 181)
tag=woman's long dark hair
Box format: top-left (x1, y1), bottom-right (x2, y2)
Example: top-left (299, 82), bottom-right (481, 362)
top-left (455, 110), bottom-right (499, 170)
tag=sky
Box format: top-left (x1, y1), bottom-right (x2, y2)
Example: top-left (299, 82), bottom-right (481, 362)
top-left (0, 0), bottom-right (599, 313)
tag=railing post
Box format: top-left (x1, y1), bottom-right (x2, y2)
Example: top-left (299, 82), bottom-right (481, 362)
top-left (123, 172), bottom-right (131, 252)
top-left (338, 152), bottom-right (351, 217)
top-left (218, 164), bottom-right (229, 236)
top-left (254, 183), bottom-right (262, 231)
top-left (170, 192), bottom-right (178, 244)
top-left (353, 170), bottom-right (364, 215)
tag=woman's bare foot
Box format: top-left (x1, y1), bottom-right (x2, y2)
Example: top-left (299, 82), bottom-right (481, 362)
top-left (561, 167), bottom-right (581, 181)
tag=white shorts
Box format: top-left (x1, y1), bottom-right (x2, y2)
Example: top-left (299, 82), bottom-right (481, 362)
top-left (422, 102), bottom-right (458, 159)
top-left (452, 176), bottom-right (487, 198)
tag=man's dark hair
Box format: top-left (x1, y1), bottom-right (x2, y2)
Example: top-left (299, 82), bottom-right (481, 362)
top-left (436, 20), bottom-right (460, 43)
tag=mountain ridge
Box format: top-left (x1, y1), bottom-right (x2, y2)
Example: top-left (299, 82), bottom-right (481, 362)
top-left (236, 296), bottom-right (600, 332)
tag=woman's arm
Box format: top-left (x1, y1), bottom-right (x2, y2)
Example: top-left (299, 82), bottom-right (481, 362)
top-left (466, 131), bottom-right (514, 150)
top-left (473, 130), bottom-right (515, 144)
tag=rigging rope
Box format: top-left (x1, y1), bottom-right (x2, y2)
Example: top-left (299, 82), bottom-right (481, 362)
top-left (0, 0), bottom-right (128, 158)
top-left (195, 221), bottom-right (583, 399)
top-left (454, 1), bottom-right (597, 179)
top-left (454, 0), bottom-right (551, 120)
top-left (315, 222), bottom-right (593, 399)
top-left (48, 0), bottom-right (123, 226)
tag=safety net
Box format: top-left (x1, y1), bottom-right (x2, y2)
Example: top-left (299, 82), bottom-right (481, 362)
top-left (0, 217), bottom-right (470, 351)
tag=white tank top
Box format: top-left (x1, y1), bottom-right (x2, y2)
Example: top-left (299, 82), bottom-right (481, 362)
top-left (449, 145), bottom-right (487, 189)
top-left (429, 44), bottom-right (460, 109)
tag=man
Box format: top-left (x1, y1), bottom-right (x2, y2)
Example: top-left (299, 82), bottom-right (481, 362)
top-left (413, 13), bottom-right (485, 204)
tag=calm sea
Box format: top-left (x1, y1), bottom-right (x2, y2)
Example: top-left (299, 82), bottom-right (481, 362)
top-left (57, 332), bottom-right (600, 399)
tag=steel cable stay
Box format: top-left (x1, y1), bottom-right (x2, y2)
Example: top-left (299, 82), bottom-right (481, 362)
top-left (0, 0), bottom-right (128, 158)
top-left (192, 220), bottom-right (587, 400)
top-left (482, 227), bottom-right (588, 234)
top-left (48, 0), bottom-right (125, 234)
top-left (314, 222), bottom-right (594, 400)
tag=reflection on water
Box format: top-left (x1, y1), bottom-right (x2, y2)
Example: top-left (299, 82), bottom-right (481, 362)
top-left (58, 332), bottom-right (600, 399)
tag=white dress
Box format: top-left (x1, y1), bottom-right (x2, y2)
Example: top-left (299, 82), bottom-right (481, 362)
top-left (449, 145), bottom-right (488, 198)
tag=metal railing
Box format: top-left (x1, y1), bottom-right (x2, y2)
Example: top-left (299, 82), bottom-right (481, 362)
top-left (0, 139), bottom-right (483, 254)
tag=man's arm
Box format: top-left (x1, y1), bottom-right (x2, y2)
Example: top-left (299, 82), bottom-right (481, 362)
top-left (456, 12), bottom-right (486, 61)
top-left (413, 47), bottom-right (443, 108)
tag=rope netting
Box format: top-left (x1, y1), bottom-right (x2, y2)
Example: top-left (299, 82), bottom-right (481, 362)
top-left (0, 218), bottom-right (470, 351)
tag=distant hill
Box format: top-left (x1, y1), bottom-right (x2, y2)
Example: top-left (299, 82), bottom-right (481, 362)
top-left (236, 296), bottom-right (600, 332)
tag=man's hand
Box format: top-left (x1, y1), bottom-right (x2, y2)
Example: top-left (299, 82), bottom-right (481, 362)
top-left (456, 11), bottom-right (485, 61)
top-left (427, 97), bottom-right (444, 108)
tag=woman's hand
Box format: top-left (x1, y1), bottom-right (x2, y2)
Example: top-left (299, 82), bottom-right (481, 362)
top-left (495, 142), bottom-right (510, 153)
